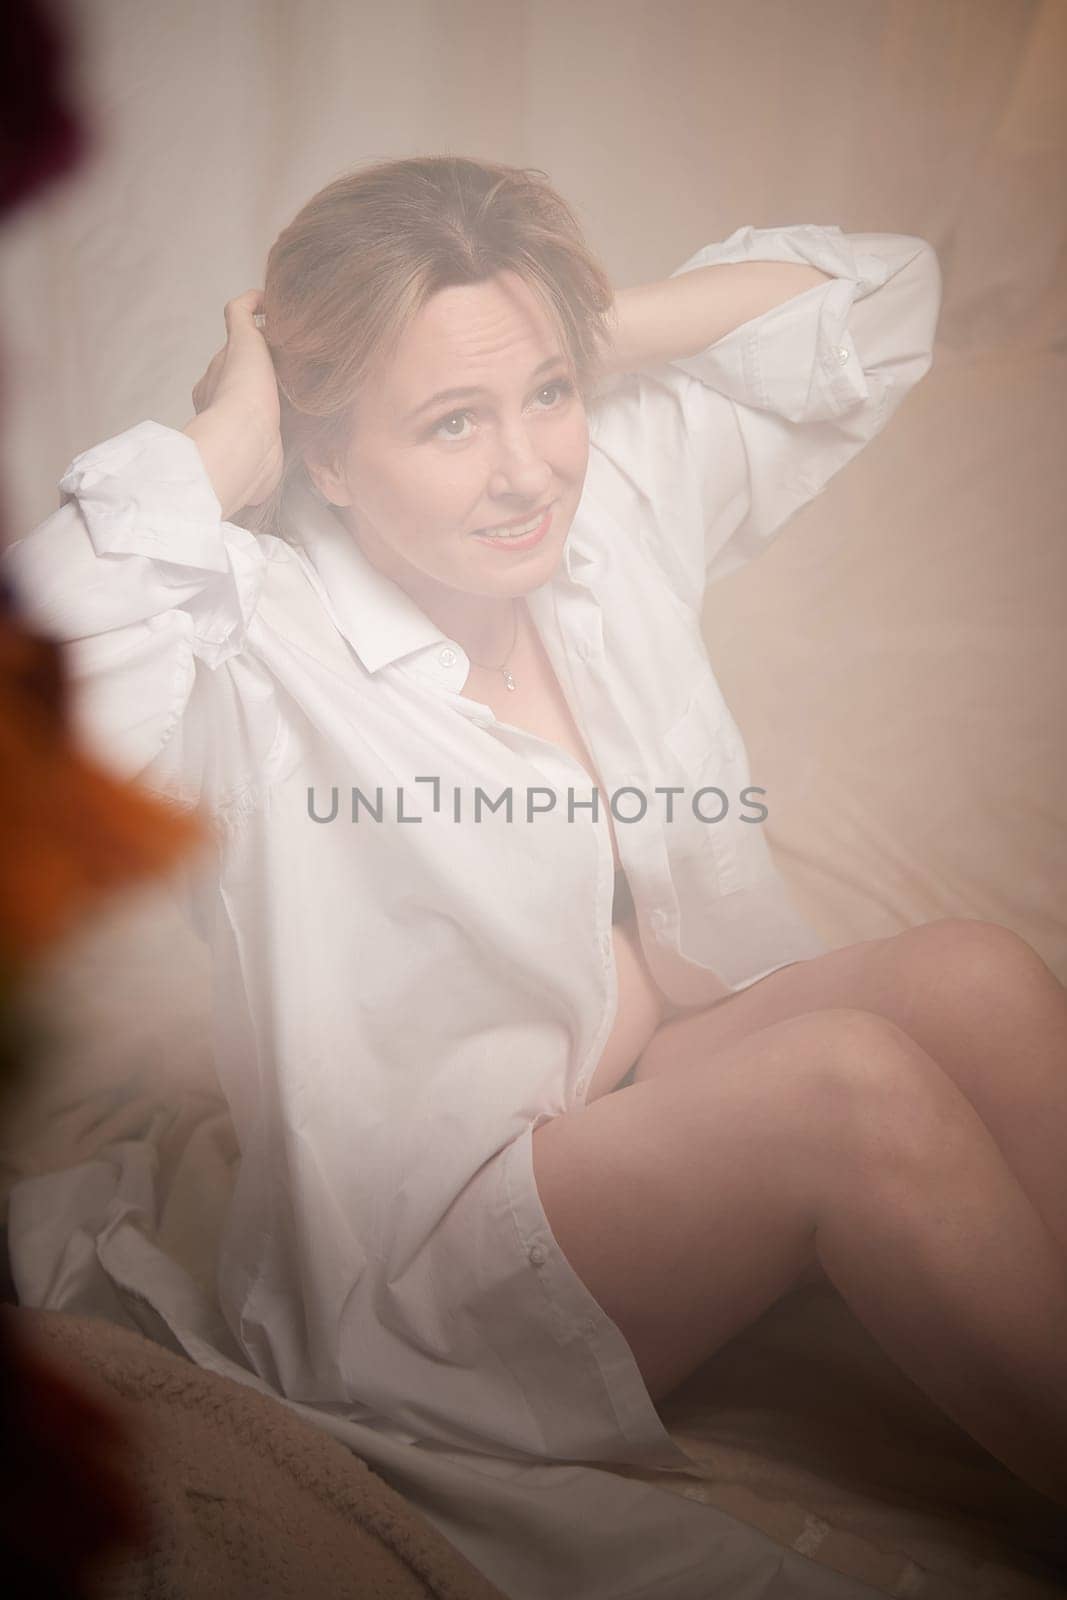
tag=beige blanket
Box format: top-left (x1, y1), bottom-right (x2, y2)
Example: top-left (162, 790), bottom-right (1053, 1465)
top-left (13, 1306), bottom-right (507, 1600)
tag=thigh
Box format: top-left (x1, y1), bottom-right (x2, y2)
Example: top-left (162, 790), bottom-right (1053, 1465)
top-left (633, 935), bottom-right (902, 1086)
top-left (532, 1006), bottom-right (933, 1402)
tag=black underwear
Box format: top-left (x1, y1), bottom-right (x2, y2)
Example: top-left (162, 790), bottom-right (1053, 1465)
top-left (611, 865), bottom-right (635, 925)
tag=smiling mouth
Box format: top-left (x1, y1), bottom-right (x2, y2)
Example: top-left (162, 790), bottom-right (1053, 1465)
top-left (470, 504), bottom-right (554, 551)
top-left (473, 502), bottom-right (555, 539)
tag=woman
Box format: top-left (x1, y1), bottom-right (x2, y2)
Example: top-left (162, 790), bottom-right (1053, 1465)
top-left (6, 154), bottom-right (1067, 1506)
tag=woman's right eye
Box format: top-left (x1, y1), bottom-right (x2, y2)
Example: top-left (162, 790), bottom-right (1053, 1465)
top-left (432, 411), bottom-right (474, 441)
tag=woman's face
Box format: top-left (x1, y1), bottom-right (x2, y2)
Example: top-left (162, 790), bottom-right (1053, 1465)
top-left (307, 271), bottom-right (590, 604)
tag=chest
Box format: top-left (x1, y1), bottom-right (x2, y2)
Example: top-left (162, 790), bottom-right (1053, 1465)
top-left (459, 611), bottom-right (624, 872)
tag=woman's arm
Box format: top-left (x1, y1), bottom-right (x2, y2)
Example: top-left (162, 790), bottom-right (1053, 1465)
top-left (182, 288), bottom-right (284, 519)
top-left (0, 422), bottom-right (269, 788)
top-left (602, 260), bottom-right (833, 376)
top-left (586, 226), bottom-right (941, 610)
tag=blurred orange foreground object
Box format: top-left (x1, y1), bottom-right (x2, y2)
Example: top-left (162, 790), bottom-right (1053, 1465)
top-left (0, 598), bottom-right (206, 974)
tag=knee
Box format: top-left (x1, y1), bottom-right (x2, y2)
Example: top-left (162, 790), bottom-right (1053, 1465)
top-left (792, 1008), bottom-right (967, 1167)
top-left (889, 918), bottom-right (1056, 1013)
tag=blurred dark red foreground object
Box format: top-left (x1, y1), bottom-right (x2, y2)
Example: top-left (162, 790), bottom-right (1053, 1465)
top-left (0, 2), bottom-right (161, 1595)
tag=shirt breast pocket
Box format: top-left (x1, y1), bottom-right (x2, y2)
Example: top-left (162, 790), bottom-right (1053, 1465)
top-left (662, 694), bottom-right (746, 896)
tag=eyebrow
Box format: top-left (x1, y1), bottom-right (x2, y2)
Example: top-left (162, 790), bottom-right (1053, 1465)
top-left (404, 355), bottom-right (569, 425)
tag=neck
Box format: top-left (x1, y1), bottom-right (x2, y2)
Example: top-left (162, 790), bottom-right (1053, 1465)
top-left (424, 590), bottom-right (520, 666)
top-left (345, 514), bottom-right (521, 662)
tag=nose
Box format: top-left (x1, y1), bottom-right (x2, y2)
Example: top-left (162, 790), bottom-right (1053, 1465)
top-left (487, 421), bottom-right (554, 504)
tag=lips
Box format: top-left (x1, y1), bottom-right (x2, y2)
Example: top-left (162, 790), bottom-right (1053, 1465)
top-left (474, 502), bottom-right (554, 537)
top-left (471, 504), bottom-right (553, 552)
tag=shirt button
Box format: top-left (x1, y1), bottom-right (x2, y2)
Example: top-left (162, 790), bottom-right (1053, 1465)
top-left (835, 345), bottom-right (850, 364)
top-left (578, 1316), bottom-right (598, 1338)
top-left (649, 908), bottom-right (668, 932)
top-left (576, 639), bottom-right (592, 663)
top-left (438, 645), bottom-right (458, 667)
top-left (599, 931), bottom-right (612, 961)
top-left (575, 1075), bottom-right (588, 1097)
top-left (528, 1243), bottom-right (547, 1267)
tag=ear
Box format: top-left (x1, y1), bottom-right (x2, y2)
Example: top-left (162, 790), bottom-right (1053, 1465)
top-left (305, 451), bottom-right (353, 508)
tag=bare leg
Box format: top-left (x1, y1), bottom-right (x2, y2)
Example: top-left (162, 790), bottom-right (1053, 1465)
top-left (634, 920), bottom-right (1067, 1262)
top-left (533, 1007), bottom-right (1067, 1506)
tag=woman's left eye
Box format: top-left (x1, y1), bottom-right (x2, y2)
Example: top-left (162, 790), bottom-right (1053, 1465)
top-left (534, 379), bottom-right (575, 407)
top-left (430, 380), bottom-right (574, 441)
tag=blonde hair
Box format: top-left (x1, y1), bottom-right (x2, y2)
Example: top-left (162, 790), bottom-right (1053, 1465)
top-left (238, 154), bottom-right (616, 535)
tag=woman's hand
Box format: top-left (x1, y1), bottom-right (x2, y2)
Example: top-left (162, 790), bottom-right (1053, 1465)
top-left (182, 289), bottom-right (285, 520)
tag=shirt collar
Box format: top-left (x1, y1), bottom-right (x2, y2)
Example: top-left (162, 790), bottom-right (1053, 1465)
top-left (278, 475), bottom-right (597, 677)
top-left (278, 478), bottom-right (446, 675)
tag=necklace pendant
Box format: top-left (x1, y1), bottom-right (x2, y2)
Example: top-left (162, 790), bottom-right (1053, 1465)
top-left (502, 669), bottom-right (517, 692)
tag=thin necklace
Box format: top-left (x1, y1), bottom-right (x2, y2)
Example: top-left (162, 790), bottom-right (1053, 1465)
top-left (463, 598), bottom-right (520, 692)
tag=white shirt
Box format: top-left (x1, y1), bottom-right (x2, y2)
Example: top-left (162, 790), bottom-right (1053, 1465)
top-left (3, 223), bottom-right (942, 1469)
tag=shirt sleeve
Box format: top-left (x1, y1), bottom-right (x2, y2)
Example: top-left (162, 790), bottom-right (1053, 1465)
top-left (585, 224), bottom-right (943, 611)
top-left (0, 419), bottom-right (267, 785)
